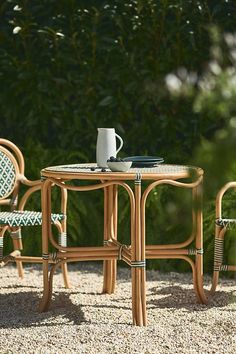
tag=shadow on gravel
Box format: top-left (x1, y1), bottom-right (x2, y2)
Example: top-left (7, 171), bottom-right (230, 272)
top-left (147, 285), bottom-right (236, 310)
top-left (0, 284), bottom-right (39, 290)
top-left (0, 291), bottom-right (86, 329)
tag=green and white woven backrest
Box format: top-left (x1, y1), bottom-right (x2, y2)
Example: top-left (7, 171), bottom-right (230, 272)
top-left (0, 146), bottom-right (19, 200)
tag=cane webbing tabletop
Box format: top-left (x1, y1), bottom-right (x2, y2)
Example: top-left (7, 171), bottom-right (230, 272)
top-left (39, 163), bottom-right (206, 326)
top-left (42, 163), bottom-right (203, 181)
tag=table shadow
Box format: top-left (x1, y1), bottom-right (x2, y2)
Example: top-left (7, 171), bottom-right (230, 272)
top-left (147, 284), bottom-right (236, 311)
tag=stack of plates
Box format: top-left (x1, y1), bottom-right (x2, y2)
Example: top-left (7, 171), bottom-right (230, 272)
top-left (123, 156), bottom-right (164, 168)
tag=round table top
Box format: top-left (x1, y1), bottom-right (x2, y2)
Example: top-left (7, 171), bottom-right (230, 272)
top-left (41, 163), bottom-right (203, 181)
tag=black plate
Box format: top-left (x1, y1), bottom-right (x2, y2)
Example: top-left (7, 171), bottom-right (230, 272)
top-left (123, 156), bottom-right (164, 167)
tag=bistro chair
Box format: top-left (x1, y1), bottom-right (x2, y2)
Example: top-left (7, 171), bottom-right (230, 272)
top-left (211, 182), bottom-right (236, 294)
top-left (0, 138), bottom-right (69, 288)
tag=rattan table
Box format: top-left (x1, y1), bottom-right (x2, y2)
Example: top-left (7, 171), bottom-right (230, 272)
top-left (39, 163), bottom-right (207, 326)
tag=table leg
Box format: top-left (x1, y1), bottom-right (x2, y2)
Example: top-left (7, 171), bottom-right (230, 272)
top-left (60, 186), bottom-right (70, 289)
top-left (132, 176), bottom-right (146, 326)
top-left (102, 185), bottom-right (117, 294)
top-left (194, 183), bottom-right (208, 304)
top-left (111, 185), bottom-right (118, 293)
top-left (39, 179), bottom-right (52, 312)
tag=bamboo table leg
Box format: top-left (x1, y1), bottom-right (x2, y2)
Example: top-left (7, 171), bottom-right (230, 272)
top-left (60, 186), bottom-right (70, 289)
top-left (39, 179), bottom-right (52, 312)
top-left (132, 175), bottom-right (147, 326)
top-left (102, 185), bottom-right (117, 294)
top-left (111, 185), bottom-right (118, 293)
top-left (194, 182), bottom-right (208, 304)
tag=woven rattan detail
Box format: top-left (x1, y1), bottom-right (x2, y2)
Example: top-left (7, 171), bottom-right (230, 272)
top-left (0, 237), bottom-right (3, 260)
top-left (42, 253), bottom-right (49, 260)
top-left (0, 210), bottom-right (65, 227)
top-left (58, 232), bottom-right (67, 247)
top-left (188, 248), bottom-right (197, 255)
top-left (216, 218), bottom-right (236, 228)
top-left (10, 229), bottom-right (22, 240)
top-left (0, 150), bottom-right (16, 198)
top-left (214, 238), bottom-right (224, 263)
top-left (214, 264), bottom-right (229, 272)
top-left (51, 252), bottom-right (57, 261)
top-left (131, 260), bottom-right (146, 268)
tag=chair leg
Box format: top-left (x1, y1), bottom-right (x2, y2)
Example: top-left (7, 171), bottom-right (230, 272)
top-left (0, 230), bottom-right (4, 264)
top-left (0, 227), bottom-right (23, 277)
top-left (58, 231), bottom-right (70, 288)
top-left (39, 259), bottom-right (66, 312)
top-left (61, 262), bottom-right (70, 288)
top-left (12, 239), bottom-right (24, 278)
top-left (16, 258), bottom-right (24, 278)
top-left (103, 185), bottom-right (117, 294)
top-left (11, 229), bottom-right (24, 278)
top-left (211, 269), bottom-right (220, 295)
top-left (211, 226), bottom-right (227, 295)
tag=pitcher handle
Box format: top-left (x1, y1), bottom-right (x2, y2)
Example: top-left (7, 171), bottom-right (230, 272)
top-left (115, 133), bottom-right (123, 154)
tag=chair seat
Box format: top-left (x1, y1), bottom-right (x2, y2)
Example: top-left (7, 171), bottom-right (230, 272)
top-left (215, 218), bottom-right (236, 228)
top-left (0, 210), bottom-right (65, 227)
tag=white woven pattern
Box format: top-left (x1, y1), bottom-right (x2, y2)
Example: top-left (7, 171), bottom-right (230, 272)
top-left (0, 150), bottom-right (16, 198)
top-left (0, 210), bottom-right (65, 227)
top-left (216, 218), bottom-right (236, 228)
top-left (58, 232), bottom-right (67, 247)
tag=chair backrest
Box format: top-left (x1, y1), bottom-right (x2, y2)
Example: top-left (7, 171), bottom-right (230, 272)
top-left (0, 139), bottom-right (25, 203)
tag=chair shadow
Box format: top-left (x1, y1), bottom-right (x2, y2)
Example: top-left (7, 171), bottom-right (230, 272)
top-left (0, 291), bottom-right (86, 329)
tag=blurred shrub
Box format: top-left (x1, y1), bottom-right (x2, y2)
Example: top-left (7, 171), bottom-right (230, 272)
top-left (1, 0), bottom-right (236, 158)
top-left (166, 26), bottom-right (236, 275)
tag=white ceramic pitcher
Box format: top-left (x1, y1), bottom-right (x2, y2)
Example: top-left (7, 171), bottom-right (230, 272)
top-left (96, 128), bottom-right (123, 167)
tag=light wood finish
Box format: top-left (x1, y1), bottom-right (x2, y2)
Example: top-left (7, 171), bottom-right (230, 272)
top-left (39, 163), bottom-right (206, 325)
top-left (211, 182), bottom-right (236, 294)
top-left (0, 139), bottom-right (69, 287)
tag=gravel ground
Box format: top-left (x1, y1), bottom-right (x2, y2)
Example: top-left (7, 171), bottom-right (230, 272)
top-left (0, 263), bottom-right (235, 354)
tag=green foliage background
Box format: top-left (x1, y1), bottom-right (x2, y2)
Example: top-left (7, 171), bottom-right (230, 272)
top-left (1, 0), bottom-right (236, 274)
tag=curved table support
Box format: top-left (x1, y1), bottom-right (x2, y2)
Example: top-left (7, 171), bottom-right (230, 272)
top-left (141, 176), bottom-right (207, 310)
top-left (39, 163), bottom-right (206, 325)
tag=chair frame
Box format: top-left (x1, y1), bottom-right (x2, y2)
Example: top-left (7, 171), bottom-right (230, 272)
top-left (211, 181), bottom-right (236, 294)
top-left (0, 138), bottom-right (69, 288)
